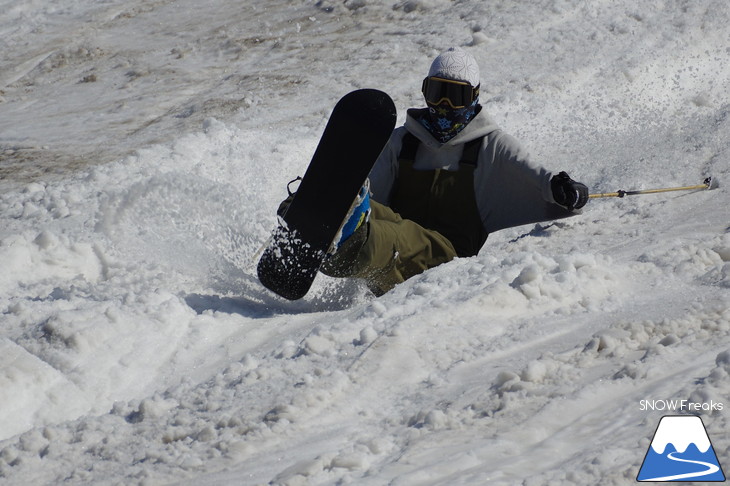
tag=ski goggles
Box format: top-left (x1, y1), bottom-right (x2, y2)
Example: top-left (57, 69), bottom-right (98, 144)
top-left (422, 76), bottom-right (480, 109)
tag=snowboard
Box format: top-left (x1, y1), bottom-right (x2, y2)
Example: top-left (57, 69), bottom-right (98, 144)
top-left (257, 89), bottom-right (397, 300)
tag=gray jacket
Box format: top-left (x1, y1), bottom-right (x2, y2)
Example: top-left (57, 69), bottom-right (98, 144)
top-left (369, 107), bottom-right (575, 234)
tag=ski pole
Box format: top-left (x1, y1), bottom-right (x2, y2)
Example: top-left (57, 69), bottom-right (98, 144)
top-left (589, 177), bottom-right (715, 199)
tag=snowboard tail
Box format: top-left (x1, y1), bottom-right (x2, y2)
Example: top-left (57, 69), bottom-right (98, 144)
top-left (257, 89), bottom-right (397, 300)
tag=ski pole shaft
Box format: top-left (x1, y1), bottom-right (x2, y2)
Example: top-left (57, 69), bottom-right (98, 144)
top-left (589, 177), bottom-right (714, 199)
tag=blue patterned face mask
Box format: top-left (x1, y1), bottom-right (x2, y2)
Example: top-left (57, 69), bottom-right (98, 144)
top-left (419, 98), bottom-right (480, 144)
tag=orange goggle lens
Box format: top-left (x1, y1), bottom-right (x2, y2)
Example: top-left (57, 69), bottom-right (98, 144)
top-left (422, 76), bottom-right (479, 109)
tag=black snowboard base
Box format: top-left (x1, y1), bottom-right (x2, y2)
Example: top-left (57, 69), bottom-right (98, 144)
top-left (257, 89), bottom-right (396, 300)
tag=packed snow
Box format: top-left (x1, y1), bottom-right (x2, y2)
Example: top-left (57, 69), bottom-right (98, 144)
top-left (1, 0), bottom-right (729, 485)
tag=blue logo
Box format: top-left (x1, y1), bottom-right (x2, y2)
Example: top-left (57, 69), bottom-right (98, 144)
top-left (638, 415), bottom-right (726, 482)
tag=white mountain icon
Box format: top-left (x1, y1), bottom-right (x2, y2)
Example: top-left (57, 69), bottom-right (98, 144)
top-left (637, 415), bottom-right (726, 482)
top-left (650, 415), bottom-right (712, 454)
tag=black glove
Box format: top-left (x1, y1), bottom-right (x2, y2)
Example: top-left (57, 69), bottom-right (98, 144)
top-left (551, 171), bottom-right (588, 210)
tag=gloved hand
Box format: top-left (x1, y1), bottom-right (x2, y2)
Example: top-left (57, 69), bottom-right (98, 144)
top-left (551, 171), bottom-right (588, 210)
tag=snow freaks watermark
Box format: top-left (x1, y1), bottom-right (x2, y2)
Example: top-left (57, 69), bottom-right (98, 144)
top-left (639, 399), bottom-right (725, 413)
top-left (636, 415), bottom-right (726, 482)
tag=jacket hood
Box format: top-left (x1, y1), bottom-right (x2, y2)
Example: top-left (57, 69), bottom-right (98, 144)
top-left (404, 106), bottom-right (501, 149)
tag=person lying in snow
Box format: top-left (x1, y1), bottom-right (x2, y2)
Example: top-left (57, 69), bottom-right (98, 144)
top-left (283, 47), bottom-right (588, 296)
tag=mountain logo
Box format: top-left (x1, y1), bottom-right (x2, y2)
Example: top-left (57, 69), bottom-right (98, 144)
top-left (637, 415), bottom-right (726, 482)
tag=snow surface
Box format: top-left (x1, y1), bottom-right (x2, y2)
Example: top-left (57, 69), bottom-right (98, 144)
top-left (1, 0), bottom-right (729, 484)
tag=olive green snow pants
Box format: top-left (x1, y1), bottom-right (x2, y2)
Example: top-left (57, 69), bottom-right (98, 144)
top-left (320, 200), bottom-right (458, 296)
